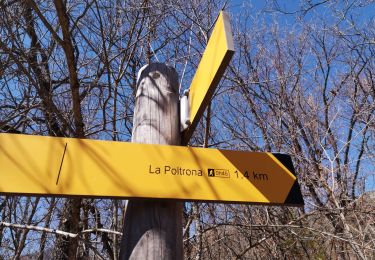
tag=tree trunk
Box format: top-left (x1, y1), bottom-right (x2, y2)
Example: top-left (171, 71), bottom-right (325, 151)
top-left (119, 63), bottom-right (183, 260)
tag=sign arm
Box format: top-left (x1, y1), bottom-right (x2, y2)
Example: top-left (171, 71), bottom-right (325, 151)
top-left (181, 11), bottom-right (235, 145)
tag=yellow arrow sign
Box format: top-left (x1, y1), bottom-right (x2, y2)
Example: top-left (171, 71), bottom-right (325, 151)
top-left (182, 11), bottom-right (235, 144)
top-left (0, 134), bottom-right (303, 205)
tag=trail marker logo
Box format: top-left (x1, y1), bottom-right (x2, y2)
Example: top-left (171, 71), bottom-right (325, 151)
top-left (208, 169), bottom-right (230, 178)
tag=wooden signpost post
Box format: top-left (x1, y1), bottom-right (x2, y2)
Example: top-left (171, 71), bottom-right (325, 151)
top-left (0, 11), bottom-right (303, 260)
top-left (119, 63), bottom-right (182, 259)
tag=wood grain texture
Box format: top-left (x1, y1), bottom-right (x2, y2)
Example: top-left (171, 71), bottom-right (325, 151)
top-left (119, 63), bottom-right (183, 260)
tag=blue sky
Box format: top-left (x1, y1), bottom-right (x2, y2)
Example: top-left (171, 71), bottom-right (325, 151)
top-left (220, 0), bottom-right (375, 193)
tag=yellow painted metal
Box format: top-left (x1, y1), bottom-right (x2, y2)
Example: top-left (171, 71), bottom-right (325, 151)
top-left (0, 134), bottom-right (298, 204)
top-left (182, 11), bottom-right (235, 144)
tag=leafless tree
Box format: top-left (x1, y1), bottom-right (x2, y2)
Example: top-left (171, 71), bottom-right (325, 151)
top-left (0, 0), bottom-right (374, 259)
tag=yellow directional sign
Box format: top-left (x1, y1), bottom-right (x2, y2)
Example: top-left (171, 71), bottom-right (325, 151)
top-left (0, 134), bottom-right (303, 206)
top-left (182, 11), bottom-right (235, 144)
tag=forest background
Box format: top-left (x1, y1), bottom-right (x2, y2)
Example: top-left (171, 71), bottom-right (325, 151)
top-left (0, 0), bottom-right (374, 259)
